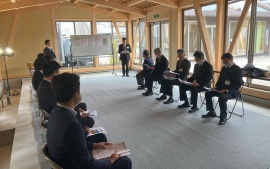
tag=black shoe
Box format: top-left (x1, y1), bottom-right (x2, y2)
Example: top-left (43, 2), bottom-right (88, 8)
top-left (126, 75), bottom-right (129, 77)
top-left (137, 85), bottom-right (145, 90)
top-left (189, 106), bottom-right (199, 113)
top-left (218, 119), bottom-right (227, 125)
top-left (163, 98), bottom-right (174, 104)
top-left (178, 103), bottom-right (191, 108)
top-left (144, 91), bottom-right (153, 96)
top-left (156, 95), bottom-right (167, 100)
top-left (122, 75), bottom-right (125, 77)
top-left (202, 111), bottom-right (217, 118)
top-left (142, 90), bottom-right (148, 95)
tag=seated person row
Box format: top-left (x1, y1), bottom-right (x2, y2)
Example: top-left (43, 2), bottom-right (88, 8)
top-left (202, 53), bottom-right (243, 125)
top-left (38, 61), bottom-right (106, 143)
top-left (136, 50), bottom-right (154, 90)
top-left (142, 48), bottom-right (169, 96)
top-left (156, 49), bottom-right (191, 104)
top-left (32, 56), bottom-right (47, 91)
top-left (47, 72), bottom-right (132, 169)
top-left (178, 51), bottom-right (213, 113)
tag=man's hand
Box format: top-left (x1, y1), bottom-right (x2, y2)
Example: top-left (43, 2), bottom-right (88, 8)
top-left (108, 151), bottom-right (119, 164)
top-left (220, 89), bottom-right (228, 94)
top-left (93, 142), bottom-right (112, 150)
top-left (79, 108), bottom-right (88, 118)
top-left (84, 126), bottom-right (91, 135)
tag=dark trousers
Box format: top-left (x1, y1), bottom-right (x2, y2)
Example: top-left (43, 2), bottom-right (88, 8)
top-left (145, 74), bottom-right (163, 92)
top-left (205, 91), bottom-right (235, 120)
top-left (86, 133), bottom-right (107, 143)
top-left (121, 60), bottom-right (129, 75)
top-left (160, 79), bottom-right (180, 97)
top-left (75, 102), bottom-right (95, 128)
top-left (136, 72), bottom-right (146, 86)
top-left (180, 84), bottom-right (205, 107)
top-left (111, 156), bottom-right (132, 169)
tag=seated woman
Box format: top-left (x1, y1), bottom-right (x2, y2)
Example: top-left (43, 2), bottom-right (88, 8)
top-left (136, 50), bottom-right (154, 90)
top-left (32, 57), bottom-right (47, 91)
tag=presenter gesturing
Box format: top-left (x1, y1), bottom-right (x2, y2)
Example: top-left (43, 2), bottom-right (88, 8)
top-left (118, 37), bottom-right (132, 77)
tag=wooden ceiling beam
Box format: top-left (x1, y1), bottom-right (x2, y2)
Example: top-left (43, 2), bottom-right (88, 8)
top-left (126, 0), bottom-right (145, 7)
top-left (0, 0), bottom-right (66, 12)
top-left (81, 0), bottom-right (146, 16)
top-left (147, 0), bottom-right (178, 8)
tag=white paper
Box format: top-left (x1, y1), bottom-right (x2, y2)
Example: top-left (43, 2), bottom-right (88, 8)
top-left (81, 37), bottom-right (88, 47)
top-left (204, 87), bottom-right (221, 93)
top-left (163, 71), bottom-right (180, 75)
top-left (178, 78), bottom-right (194, 86)
top-left (87, 127), bottom-right (108, 137)
top-left (91, 142), bottom-right (130, 160)
top-left (87, 109), bottom-right (98, 116)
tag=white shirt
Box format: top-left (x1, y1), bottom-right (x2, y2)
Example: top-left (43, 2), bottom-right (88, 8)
top-left (57, 103), bottom-right (77, 116)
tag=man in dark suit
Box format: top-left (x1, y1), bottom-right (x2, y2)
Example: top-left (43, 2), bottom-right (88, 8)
top-left (32, 57), bottom-right (46, 91)
top-left (38, 61), bottom-right (105, 143)
top-left (47, 73), bottom-right (132, 169)
top-left (136, 50), bottom-right (154, 90)
top-left (157, 49), bottom-right (191, 104)
top-left (118, 37), bottom-right (132, 77)
top-left (143, 48), bottom-right (169, 96)
top-left (43, 39), bottom-right (56, 60)
top-left (178, 51), bottom-right (213, 113)
top-left (202, 53), bottom-right (243, 125)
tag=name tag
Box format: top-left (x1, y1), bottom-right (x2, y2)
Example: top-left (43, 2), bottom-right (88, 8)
top-left (225, 80), bottom-right (230, 85)
top-left (179, 68), bottom-right (183, 72)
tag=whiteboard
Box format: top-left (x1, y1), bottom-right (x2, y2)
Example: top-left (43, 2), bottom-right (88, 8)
top-left (70, 34), bottom-right (112, 57)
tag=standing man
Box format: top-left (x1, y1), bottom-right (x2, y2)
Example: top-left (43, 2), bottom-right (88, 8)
top-left (136, 50), bottom-right (154, 90)
top-left (118, 37), bottom-right (132, 77)
top-left (143, 48), bottom-right (168, 96)
top-left (43, 39), bottom-right (56, 60)
top-left (202, 53), bottom-right (243, 125)
top-left (157, 49), bottom-right (191, 104)
top-left (178, 51), bottom-right (213, 112)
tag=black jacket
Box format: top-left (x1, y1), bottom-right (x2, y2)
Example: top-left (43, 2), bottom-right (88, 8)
top-left (153, 55), bottom-right (169, 75)
top-left (141, 56), bottom-right (154, 76)
top-left (32, 70), bottom-right (44, 91)
top-left (37, 79), bottom-right (56, 114)
top-left (47, 105), bottom-right (111, 169)
top-left (188, 61), bottom-right (213, 87)
top-left (216, 63), bottom-right (243, 97)
top-left (43, 47), bottom-right (56, 59)
top-left (173, 58), bottom-right (191, 80)
top-left (118, 44), bottom-right (132, 61)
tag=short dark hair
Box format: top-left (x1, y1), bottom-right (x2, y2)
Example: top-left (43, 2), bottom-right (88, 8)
top-left (143, 50), bottom-right (149, 56)
top-left (34, 57), bottom-right (47, 71)
top-left (122, 37), bottom-right (127, 41)
top-left (193, 51), bottom-right (204, 59)
top-left (44, 55), bottom-right (54, 62)
top-left (37, 53), bottom-right (45, 59)
top-left (45, 40), bottom-right (51, 45)
top-left (177, 49), bottom-right (185, 54)
top-left (52, 73), bottom-right (80, 103)
top-left (221, 53), bottom-right (233, 60)
top-left (43, 61), bottom-right (61, 77)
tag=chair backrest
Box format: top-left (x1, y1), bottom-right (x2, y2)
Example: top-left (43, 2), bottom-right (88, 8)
top-left (40, 121), bottom-right (48, 131)
top-left (38, 108), bottom-right (50, 118)
top-left (42, 144), bottom-right (63, 169)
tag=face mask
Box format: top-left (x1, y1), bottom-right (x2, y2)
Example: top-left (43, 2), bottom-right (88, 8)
top-left (196, 61), bottom-right (201, 65)
top-left (224, 64), bottom-right (230, 68)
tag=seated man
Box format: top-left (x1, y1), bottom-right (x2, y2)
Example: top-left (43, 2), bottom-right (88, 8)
top-left (47, 72), bottom-right (132, 169)
top-left (136, 50), bottom-right (154, 90)
top-left (202, 53), bottom-right (243, 125)
top-left (143, 48), bottom-right (168, 96)
top-left (178, 51), bottom-right (213, 113)
top-left (38, 61), bottom-right (105, 143)
top-left (157, 49), bottom-right (191, 104)
top-left (32, 57), bottom-right (46, 91)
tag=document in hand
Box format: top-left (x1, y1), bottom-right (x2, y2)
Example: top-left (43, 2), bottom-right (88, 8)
top-left (91, 142), bottom-right (131, 160)
top-left (87, 127), bottom-right (108, 137)
top-left (203, 87), bottom-right (221, 93)
top-left (87, 109), bottom-right (98, 116)
top-left (122, 51), bottom-right (129, 54)
top-left (163, 71), bottom-right (180, 75)
top-left (178, 78), bottom-right (194, 86)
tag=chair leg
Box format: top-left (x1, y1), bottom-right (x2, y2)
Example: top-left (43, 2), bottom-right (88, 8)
top-left (152, 82), bottom-right (159, 95)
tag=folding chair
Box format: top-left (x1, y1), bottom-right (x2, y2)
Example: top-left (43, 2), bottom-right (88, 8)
top-left (214, 86), bottom-right (245, 120)
top-left (40, 120), bottom-right (48, 140)
top-left (42, 144), bottom-right (63, 169)
top-left (39, 108), bottom-right (50, 121)
top-left (152, 81), bottom-right (160, 95)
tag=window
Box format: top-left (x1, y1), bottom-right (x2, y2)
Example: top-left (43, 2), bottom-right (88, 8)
top-left (56, 21), bottom-right (92, 68)
top-left (133, 19), bottom-right (146, 65)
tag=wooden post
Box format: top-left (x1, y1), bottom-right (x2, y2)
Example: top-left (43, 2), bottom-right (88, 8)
top-left (50, 9), bottom-right (59, 62)
top-left (92, 13), bottom-right (99, 68)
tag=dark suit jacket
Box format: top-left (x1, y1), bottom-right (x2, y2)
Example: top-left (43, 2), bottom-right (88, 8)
top-left (43, 47), bottom-right (56, 59)
top-left (37, 79), bottom-right (56, 114)
top-left (153, 55), bottom-right (169, 75)
top-left (118, 44), bottom-right (132, 61)
top-left (32, 70), bottom-right (44, 91)
top-left (188, 61), bottom-right (213, 87)
top-left (141, 56), bottom-right (154, 76)
top-left (173, 58), bottom-right (191, 80)
top-left (47, 105), bottom-right (111, 169)
top-left (216, 63), bottom-right (243, 97)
